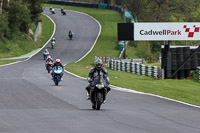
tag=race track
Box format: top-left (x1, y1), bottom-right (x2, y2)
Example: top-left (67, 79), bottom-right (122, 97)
top-left (0, 8), bottom-right (199, 133)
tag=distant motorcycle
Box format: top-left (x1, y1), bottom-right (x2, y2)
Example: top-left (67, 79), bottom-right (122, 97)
top-left (43, 52), bottom-right (49, 60)
top-left (69, 34), bottom-right (73, 40)
top-left (51, 41), bottom-right (56, 49)
top-left (61, 10), bottom-right (66, 15)
top-left (52, 66), bottom-right (63, 85)
top-left (45, 61), bottom-right (53, 73)
top-left (51, 8), bottom-right (55, 14)
top-left (89, 75), bottom-right (108, 110)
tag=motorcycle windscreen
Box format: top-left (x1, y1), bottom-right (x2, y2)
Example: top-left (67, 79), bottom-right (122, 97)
top-left (91, 75), bottom-right (107, 87)
top-left (53, 66), bottom-right (63, 73)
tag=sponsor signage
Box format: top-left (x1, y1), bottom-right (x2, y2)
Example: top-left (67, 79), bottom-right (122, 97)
top-left (134, 23), bottom-right (200, 41)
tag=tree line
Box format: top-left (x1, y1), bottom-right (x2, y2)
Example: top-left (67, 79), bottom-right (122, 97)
top-left (0, 0), bottom-right (47, 39)
top-left (115, 0), bottom-right (200, 22)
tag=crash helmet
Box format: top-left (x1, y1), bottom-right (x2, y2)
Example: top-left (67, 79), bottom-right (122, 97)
top-left (95, 58), bottom-right (103, 70)
top-left (45, 49), bottom-right (48, 52)
top-left (47, 55), bottom-right (51, 58)
top-left (52, 37), bottom-right (55, 41)
top-left (56, 59), bottom-right (61, 64)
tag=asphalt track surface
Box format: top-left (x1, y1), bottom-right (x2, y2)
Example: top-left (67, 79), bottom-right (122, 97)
top-left (0, 8), bottom-right (200, 133)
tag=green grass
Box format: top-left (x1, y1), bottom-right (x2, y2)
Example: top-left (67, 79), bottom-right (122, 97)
top-left (30, 22), bottom-right (37, 36)
top-left (38, 14), bottom-right (54, 47)
top-left (0, 60), bottom-right (16, 65)
top-left (0, 14), bottom-right (53, 58)
top-left (46, 4), bottom-right (200, 106)
top-left (144, 63), bottom-right (161, 67)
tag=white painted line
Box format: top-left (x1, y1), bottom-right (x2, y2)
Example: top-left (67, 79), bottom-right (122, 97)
top-left (0, 13), bottom-right (56, 67)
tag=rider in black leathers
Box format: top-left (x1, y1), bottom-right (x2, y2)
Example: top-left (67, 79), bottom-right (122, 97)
top-left (85, 58), bottom-right (111, 102)
top-left (68, 30), bottom-right (73, 39)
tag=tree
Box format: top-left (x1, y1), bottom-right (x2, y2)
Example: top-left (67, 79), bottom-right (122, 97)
top-left (0, 13), bottom-right (9, 37)
top-left (192, 8), bottom-right (200, 21)
top-left (25, 0), bottom-right (48, 23)
top-left (8, 0), bottom-right (31, 33)
top-left (122, 0), bottom-right (148, 22)
top-left (122, 0), bottom-right (197, 22)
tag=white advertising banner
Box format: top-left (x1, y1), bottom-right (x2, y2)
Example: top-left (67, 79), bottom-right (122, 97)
top-left (134, 23), bottom-right (200, 41)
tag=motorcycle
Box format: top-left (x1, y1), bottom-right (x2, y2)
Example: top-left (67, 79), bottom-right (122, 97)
top-left (61, 10), bottom-right (66, 15)
top-left (43, 52), bottom-right (49, 60)
top-left (52, 66), bottom-right (63, 85)
top-left (89, 75), bottom-right (108, 110)
top-left (45, 61), bottom-right (53, 73)
top-left (51, 9), bottom-right (55, 14)
top-left (51, 41), bottom-right (56, 49)
top-left (69, 34), bottom-right (73, 40)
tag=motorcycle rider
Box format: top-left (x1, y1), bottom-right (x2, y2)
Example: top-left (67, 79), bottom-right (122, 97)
top-left (51, 37), bottom-right (56, 43)
top-left (68, 30), bottom-right (73, 39)
top-left (61, 7), bottom-right (64, 13)
top-left (45, 55), bottom-right (53, 63)
top-left (43, 49), bottom-right (49, 60)
top-left (51, 8), bottom-right (55, 14)
top-left (51, 59), bottom-right (64, 80)
top-left (85, 58), bottom-right (111, 103)
top-left (45, 55), bottom-right (53, 72)
top-left (50, 7), bottom-right (52, 11)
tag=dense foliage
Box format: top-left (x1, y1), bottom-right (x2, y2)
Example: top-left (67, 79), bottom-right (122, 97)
top-left (0, 0), bottom-right (47, 37)
top-left (121, 0), bottom-right (199, 22)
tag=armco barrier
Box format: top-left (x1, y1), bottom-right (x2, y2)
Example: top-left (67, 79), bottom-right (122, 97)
top-left (108, 59), bottom-right (163, 79)
top-left (34, 22), bottom-right (40, 41)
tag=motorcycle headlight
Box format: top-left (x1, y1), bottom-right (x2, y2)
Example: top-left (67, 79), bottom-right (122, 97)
top-left (96, 84), bottom-right (104, 89)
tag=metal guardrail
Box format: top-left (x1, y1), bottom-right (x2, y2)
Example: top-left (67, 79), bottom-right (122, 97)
top-left (34, 22), bottom-right (40, 41)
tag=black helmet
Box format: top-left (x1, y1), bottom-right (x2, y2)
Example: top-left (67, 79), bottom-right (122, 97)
top-left (95, 58), bottom-right (103, 70)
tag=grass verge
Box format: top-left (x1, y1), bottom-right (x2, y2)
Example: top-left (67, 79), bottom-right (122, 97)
top-left (45, 4), bottom-right (200, 106)
top-left (0, 60), bottom-right (16, 65)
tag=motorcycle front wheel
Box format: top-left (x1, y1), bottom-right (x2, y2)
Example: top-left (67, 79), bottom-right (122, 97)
top-left (96, 92), bottom-right (103, 110)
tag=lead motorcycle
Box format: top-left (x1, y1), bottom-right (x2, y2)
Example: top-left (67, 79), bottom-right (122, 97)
top-left (52, 66), bottom-right (63, 85)
top-left (89, 75), bottom-right (108, 110)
